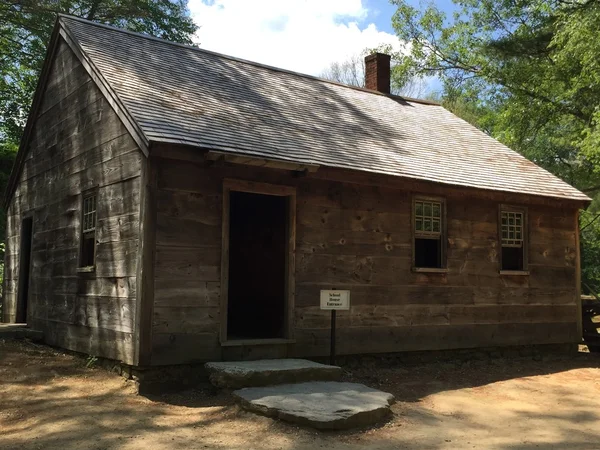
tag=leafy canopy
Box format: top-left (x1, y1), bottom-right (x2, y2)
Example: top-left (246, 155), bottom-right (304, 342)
top-left (0, 0), bottom-right (197, 145)
top-left (390, 0), bottom-right (600, 193)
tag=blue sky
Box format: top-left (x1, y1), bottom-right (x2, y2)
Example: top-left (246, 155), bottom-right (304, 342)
top-left (187, 1), bottom-right (455, 95)
top-left (363, 0), bottom-right (456, 33)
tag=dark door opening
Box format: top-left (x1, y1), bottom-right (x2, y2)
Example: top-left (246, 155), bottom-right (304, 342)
top-left (227, 191), bottom-right (287, 340)
top-left (16, 217), bottom-right (33, 324)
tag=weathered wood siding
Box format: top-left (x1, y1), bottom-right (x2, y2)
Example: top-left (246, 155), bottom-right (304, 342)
top-left (151, 157), bottom-right (222, 365)
top-left (3, 39), bottom-right (142, 364)
top-left (294, 180), bottom-right (578, 356)
top-left (151, 152), bottom-right (579, 364)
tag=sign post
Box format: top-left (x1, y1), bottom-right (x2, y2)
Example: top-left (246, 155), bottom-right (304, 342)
top-left (320, 290), bottom-right (350, 366)
top-left (330, 309), bottom-right (336, 365)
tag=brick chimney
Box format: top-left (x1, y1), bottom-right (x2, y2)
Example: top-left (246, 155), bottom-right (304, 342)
top-left (364, 53), bottom-right (391, 94)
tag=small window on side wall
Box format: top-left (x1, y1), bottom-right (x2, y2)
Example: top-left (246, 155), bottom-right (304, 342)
top-left (80, 191), bottom-right (98, 269)
top-left (500, 207), bottom-right (527, 271)
top-left (413, 197), bottom-right (445, 269)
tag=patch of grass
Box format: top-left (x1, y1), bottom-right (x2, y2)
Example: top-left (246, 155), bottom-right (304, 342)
top-left (85, 355), bottom-right (98, 368)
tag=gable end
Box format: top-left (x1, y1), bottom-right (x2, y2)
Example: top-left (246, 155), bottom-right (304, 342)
top-left (4, 16), bottom-right (149, 208)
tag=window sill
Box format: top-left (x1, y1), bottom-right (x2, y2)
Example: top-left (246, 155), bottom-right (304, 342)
top-left (76, 266), bottom-right (95, 274)
top-left (499, 270), bottom-right (529, 276)
top-left (412, 267), bottom-right (449, 273)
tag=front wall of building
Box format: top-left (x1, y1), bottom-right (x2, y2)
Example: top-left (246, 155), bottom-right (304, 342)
top-left (150, 154), bottom-right (579, 365)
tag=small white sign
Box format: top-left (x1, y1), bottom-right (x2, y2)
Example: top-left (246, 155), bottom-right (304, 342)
top-left (320, 290), bottom-right (351, 310)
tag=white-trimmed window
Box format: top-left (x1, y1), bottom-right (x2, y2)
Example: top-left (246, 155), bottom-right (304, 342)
top-left (413, 197), bottom-right (446, 269)
top-left (500, 207), bottom-right (527, 271)
top-left (80, 191), bottom-right (97, 268)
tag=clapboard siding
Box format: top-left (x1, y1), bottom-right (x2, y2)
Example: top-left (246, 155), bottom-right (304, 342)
top-left (150, 148), bottom-right (580, 365)
top-left (295, 172), bottom-right (578, 357)
top-left (3, 39), bottom-right (141, 364)
top-left (151, 159), bottom-right (222, 364)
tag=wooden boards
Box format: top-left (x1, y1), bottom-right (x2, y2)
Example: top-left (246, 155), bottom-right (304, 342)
top-left (152, 161), bottom-right (223, 364)
top-left (150, 151), bottom-right (581, 365)
top-left (3, 40), bottom-right (141, 364)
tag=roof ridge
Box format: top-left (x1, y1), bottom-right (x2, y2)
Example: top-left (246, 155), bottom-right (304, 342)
top-left (57, 14), bottom-right (440, 106)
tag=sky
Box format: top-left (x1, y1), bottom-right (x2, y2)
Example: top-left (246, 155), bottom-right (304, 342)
top-left (187, 0), bottom-right (456, 85)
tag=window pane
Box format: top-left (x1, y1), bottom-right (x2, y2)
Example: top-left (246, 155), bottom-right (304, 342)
top-left (416, 202), bottom-right (423, 216)
top-left (501, 210), bottom-right (524, 249)
top-left (81, 236), bottom-right (95, 267)
top-left (424, 203), bottom-right (432, 217)
top-left (415, 199), bottom-right (442, 236)
top-left (502, 246), bottom-right (524, 271)
top-left (81, 193), bottom-right (98, 266)
top-left (415, 237), bottom-right (442, 268)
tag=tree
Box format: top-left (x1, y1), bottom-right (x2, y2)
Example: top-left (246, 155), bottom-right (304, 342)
top-left (0, 141), bottom-right (17, 240)
top-left (319, 47), bottom-right (428, 98)
top-left (581, 208), bottom-right (600, 293)
top-left (390, 0), bottom-right (600, 193)
top-left (390, 0), bottom-right (600, 290)
top-left (320, 54), bottom-right (364, 89)
top-left (0, 1), bottom-right (197, 147)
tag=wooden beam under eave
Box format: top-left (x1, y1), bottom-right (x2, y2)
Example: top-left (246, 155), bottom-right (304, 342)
top-left (205, 151), bottom-right (320, 173)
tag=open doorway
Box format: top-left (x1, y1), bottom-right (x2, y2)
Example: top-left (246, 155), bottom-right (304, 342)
top-left (226, 190), bottom-right (289, 340)
top-left (16, 217), bottom-right (33, 324)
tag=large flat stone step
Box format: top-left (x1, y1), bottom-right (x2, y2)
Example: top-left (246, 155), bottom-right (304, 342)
top-left (233, 381), bottom-right (395, 430)
top-left (0, 324), bottom-right (43, 341)
top-left (205, 359), bottom-right (342, 389)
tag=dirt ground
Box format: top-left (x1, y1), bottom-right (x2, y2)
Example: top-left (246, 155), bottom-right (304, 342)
top-left (1, 340), bottom-right (599, 450)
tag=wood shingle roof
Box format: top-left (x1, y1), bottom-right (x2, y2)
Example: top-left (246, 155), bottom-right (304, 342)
top-left (56, 16), bottom-right (590, 202)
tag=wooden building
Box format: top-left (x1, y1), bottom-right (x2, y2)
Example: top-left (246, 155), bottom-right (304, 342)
top-left (2, 16), bottom-right (591, 367)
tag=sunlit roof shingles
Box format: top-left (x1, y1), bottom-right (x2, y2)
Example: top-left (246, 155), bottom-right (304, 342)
top-left (62, 16), bottom-right (589, 202)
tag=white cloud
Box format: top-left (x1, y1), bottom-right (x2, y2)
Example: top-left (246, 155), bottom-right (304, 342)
top-left (187, 0), bottom-right (401, 76)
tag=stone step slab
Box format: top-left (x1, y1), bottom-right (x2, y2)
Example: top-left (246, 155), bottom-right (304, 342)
top-left (205, 359), bottom-right (342, 389)
top-left (233, 381), bottom-right (395, 430)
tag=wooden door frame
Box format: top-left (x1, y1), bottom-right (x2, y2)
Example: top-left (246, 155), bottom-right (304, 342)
top-left (220, 178), bottom-right (296, 345)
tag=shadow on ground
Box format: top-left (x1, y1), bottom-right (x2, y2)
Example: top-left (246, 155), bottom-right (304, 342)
top-left (340, 350), bottom-right (600, 403)
top-left (1, 339), bottom-right (599, 450)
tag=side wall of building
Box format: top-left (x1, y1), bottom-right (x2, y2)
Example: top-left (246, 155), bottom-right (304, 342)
top-left (150, 152), bottom-right (579, 365)
top-left (3, 39), bottom-right (142, 364)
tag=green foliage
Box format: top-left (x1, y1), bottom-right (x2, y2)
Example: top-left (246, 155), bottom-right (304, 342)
top-left (0, 1), bottom-right (198, 146)
top-left (390, 0), bottom-right (600, 191)
top-left (319, 43), bottom-right (427, 98)
top-left (391, 0), bottom-right (600, 289)
top-left (581, 209), bottom-right (600, 294)
top-left (85, 355), bottom-right (98, 368)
